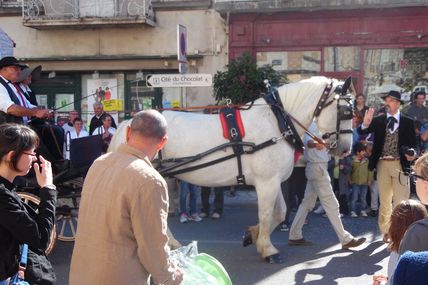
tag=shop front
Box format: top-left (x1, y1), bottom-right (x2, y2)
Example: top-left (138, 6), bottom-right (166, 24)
top-left (229, 7), bottom-right (428, 105)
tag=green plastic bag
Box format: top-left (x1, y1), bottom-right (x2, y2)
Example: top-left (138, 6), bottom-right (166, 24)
top-left (170, 241), bottom-right (232, 285)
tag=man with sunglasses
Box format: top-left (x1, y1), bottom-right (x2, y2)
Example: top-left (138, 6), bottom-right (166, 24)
top-left (358, 90), bottom-right (417, 240)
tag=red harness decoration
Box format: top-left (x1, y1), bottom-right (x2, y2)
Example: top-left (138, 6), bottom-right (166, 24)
top-left (219, 109), bottom-right (245, 139)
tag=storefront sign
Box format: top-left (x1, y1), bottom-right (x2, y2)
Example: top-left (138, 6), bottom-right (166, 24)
top-left (102, 99), bottom-right (123, 111)
top-left (146, 74), bottom-right (212, 87)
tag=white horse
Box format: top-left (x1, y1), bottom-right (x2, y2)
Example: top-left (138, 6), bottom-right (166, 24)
top-left (109, 76), bottom-right (353, 263)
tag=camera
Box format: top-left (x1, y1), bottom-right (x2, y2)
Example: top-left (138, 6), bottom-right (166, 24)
top-left (402, 146), bottom-right (416, 157)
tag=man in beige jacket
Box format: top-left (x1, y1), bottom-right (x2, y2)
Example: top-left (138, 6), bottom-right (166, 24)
top-left (69, 110), bottom-right (182, 285)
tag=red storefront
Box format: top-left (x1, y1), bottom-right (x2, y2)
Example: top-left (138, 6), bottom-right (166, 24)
top-left (229, 7), bottom-right (428, 105)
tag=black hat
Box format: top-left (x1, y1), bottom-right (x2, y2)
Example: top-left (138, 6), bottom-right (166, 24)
top-left (381, 90), bottom-right (404, 104)
top-left (0, 57), bottom-right (27, 69)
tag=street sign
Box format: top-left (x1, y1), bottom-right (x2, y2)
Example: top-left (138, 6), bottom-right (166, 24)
top-left (177, 24), bottom-right (187, 63)
top-left (146, 74), bottom-right (212, 88)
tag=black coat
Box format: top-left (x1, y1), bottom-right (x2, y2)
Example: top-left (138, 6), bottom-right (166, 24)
top-left (0, 177), bottom-right (56, 280)
top-left (357, 114), bottom-right (417, 171)
top-left (89, 112), bottom-right (117, 135)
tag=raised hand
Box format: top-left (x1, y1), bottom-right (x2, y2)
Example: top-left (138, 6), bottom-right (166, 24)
top-left (33, 155), bottom-right (54, 188)
top-left (363, 108), bottom-right (375, 128)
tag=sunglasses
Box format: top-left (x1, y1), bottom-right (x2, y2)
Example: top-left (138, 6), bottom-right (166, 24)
top-left (401, 171), bottom-right (428, 183)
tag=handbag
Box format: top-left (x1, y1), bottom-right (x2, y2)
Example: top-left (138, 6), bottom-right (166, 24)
top-left (9, 244), bottom-right (30, 285)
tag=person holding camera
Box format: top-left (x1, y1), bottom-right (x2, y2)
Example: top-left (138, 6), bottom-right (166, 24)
top-left (358, 90), bottom-right (417, 239)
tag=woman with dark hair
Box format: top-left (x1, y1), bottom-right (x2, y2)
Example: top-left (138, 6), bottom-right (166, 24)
top-left (0, 124), bottom-right (57, 284)
top-left (354, 94), bottom-right (369, 119)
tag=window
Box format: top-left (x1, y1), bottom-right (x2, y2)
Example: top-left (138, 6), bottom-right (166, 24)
top-left (257, 51), bottom-right (321, 82)
top-left (364, 48), bottom-right (428, 108)
top-left (324, 46), bottom-right (360, 72)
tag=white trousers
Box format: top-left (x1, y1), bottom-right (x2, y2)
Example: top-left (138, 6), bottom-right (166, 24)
top-left (289, 162), bottom-right (354, 244)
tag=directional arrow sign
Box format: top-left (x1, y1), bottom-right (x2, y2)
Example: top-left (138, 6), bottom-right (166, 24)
top-left (146, 74), bottom-right (212, 88)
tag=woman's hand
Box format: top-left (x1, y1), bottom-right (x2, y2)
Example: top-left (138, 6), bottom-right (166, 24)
top-left (33, 155), bottom-right (54, 188)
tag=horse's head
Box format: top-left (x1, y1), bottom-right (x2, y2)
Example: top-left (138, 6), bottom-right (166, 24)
top-left (315, 77), bottom-right (354, 156)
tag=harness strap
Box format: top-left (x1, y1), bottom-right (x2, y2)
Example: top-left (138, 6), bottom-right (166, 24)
top-left (220, 107), bottom-right (246, 185)
top-left (263, 90), bottom-right (305, 151)
top-left (160, 138), bottom-right (277, 178)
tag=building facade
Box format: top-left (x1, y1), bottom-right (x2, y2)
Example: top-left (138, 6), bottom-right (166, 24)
top-left (0, 0), bottom-right (228, 124)
top-left (215, 0), bottom-right (428, 107)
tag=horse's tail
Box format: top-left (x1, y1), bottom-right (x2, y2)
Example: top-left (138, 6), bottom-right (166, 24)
top-left (108, 119), bottom-right (132, 153)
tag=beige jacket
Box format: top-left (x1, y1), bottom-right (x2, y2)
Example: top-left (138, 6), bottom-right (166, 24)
top-left (69, 143), bottom-right (177, 285)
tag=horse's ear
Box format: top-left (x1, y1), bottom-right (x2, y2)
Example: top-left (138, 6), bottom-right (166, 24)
top-left (342, 76), bottom-right (352, 96)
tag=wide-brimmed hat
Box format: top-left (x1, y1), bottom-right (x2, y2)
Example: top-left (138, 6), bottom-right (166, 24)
top-left (0, 56), bottom-right (27, 69)
top-left (381, 90), bottom-right (404, 104)
top-left (17, 65), bottom-right (42, 82)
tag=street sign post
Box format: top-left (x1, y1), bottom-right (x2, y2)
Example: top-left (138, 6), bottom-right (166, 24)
top-left (177, 24), bottom-right (187, 64)
top-left (146, 74), bottom-right (212, 88)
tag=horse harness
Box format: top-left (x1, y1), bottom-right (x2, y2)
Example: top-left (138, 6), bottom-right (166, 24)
top-left (158, 80), bottom-right (353, 184)
top-left (312, 81), bottom-right (354, 149)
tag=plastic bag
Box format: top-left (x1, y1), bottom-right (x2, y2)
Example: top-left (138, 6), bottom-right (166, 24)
top-left (170, 241), bottom-right (217, 285)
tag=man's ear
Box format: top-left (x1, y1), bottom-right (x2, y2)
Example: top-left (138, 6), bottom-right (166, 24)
top-left (125, 126), bottom-right (131, 143)
top-left (157, 135), bottom-right (168, 150)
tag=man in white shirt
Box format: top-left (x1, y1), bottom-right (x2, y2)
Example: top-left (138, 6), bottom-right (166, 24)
top-left (288, 121), bottom-right (366, 249)
top-left (0, 57), bottom-right (49, 124)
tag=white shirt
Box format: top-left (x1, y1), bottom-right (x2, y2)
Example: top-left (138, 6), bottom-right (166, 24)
top-left (64, 129), bottom-right (89, 160)
top-left (304, 121), bottom-right (330, 163)
top-left (0, 75), bottom-right (36, 123)
top-left (386, 110), bottom-right (400, 134)
top-left (62, 122), bottom-right (75, 134)
top-left (92, 126), bottom-right (116, 136)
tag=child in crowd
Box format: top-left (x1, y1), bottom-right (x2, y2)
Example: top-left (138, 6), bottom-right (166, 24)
top-left (350, 142), bottom-right (373, 217)
top-left (179, 181), bottom-right (202, 223)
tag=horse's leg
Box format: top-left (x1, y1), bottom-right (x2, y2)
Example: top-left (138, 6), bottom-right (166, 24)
top-left (252, 180), bottom-right (284, 263)
top-left (244, 187), bottom-right (285, 251)
top-left (271, 187), bottom-right (287, 232)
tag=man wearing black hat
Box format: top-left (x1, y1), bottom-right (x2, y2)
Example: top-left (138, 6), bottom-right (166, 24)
top-left (358, 90), bottom-right (417, 238)
top-left (0, 57), bottom-right (65, 168)
top-left (0, 57), bottom-right (49, 124)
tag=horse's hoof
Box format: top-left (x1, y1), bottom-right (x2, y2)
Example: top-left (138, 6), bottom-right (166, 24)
top-left (242, 230), bottom-right (253, 247)
top-left (264, 253), bottom-right (284, 264)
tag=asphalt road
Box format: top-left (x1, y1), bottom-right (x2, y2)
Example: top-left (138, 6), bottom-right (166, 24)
top-left (49, 190), bottom-right (389, 285)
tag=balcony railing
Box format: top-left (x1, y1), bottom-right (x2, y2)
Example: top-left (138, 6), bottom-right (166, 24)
top-left (22, 0), bottom-right (155, 28)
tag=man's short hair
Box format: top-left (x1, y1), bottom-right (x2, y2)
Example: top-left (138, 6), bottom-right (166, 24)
top-left (93, 102), bottom-right (103, 108)
top-left (414, 91), bottom-right (426, 99)
top-left (73, 117), bottom-right (83, 124)
top-left (130, 110), bottom-right (167, 141)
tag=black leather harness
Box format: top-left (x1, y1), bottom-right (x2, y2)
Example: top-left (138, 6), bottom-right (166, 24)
top-left (263, 89), bottom-right (304, 152)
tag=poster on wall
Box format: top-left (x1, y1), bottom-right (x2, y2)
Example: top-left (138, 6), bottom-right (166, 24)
top-left (87, 78), bottom-right (118, 129)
